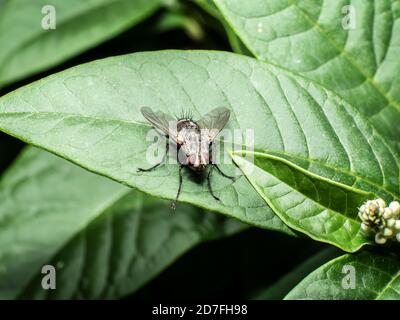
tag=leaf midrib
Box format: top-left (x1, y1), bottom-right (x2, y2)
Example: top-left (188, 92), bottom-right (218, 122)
top-left (232, 152), bottom-right (366, 225)
top-left (254, 149), bottom-right (398, 199)
top-left (375, 269), bottom-right (400, 299)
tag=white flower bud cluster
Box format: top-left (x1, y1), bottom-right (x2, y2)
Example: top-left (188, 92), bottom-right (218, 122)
top-left (358, 199), bottom-right (400, 244)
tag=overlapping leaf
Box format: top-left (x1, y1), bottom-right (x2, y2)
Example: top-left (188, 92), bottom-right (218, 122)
top-left (233, 153), bottom-right (375, 251)
top-left (214, 0), bottom-right (400, 150)
top-left (285, 251), bottom-right (400, 300)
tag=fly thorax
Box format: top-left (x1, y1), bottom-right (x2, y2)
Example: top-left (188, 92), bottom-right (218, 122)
top-left (177, 122), bottom-right (201, 166)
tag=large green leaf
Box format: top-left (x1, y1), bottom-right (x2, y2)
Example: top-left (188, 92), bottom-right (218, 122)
top-left (285, 251), bottom-right (400, 300)
top-left (0, 147), bottom-right (243, 299)
top-left (214, 0), bottom-right (400, 150)
top-left (0, 0), bottom-right (162, 88)
top-left (0, 51), bottom-right (398, 246)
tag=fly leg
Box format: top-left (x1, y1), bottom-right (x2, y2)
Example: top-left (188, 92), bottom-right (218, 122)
top-left (214, 164), bottom-right (237, 182)
top-left (170, 164), bottom-right (184, 210)
top-left (207, 166), bottom-right (220, 202)
top-left (137, 140), bottom-right (169, 172)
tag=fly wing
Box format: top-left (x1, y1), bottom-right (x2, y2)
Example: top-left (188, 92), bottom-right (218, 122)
top-left (197, 107), bottom-right (230, 142)
top-left (140, 107), bottom-right (178, 142)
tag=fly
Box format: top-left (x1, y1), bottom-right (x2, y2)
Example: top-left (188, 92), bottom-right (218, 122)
top-left (138, 106), bottom-right (237, 210)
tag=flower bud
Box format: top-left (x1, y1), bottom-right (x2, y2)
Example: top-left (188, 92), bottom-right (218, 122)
top-left (358, 199), bottom-right (400, 245)
top-left (389, 201), bottom-right (400, 217)
top-left (375, 233), bottom-right (387, 244)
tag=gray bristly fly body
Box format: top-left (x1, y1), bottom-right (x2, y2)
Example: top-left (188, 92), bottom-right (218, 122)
top-left (138, 106), bottom-right (237, 210)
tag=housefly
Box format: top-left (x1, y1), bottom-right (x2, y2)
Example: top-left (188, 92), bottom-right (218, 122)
top-left (138, 106), bottom-right (237, 210)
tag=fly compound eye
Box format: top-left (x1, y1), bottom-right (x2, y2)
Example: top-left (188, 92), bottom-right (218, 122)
top-left (177, 148), bottom-right (188, 165)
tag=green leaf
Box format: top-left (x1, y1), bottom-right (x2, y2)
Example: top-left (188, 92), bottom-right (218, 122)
top-left (232, 152), bottom-right (375, 252)
top-left (192, 0), bottom-right (251, 55)
top-left (19, 195), bottom-right (243, 300)
top-left (154, 11), bottom-right (204, 41)
top-left (285, 251), bottom-right (400, 300)
top-left (0, 51), bottom-right (397, 242)
top-left (0, 0), bottom-right (162, 88)
top-left (214, 0), bottom-right (400, 150)
top-left (0, 147), bottom-right (244, 299)
top-left (253, 247), bottom-right (341, 300)
top-left (192, 0), bottom-right (221, 19)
